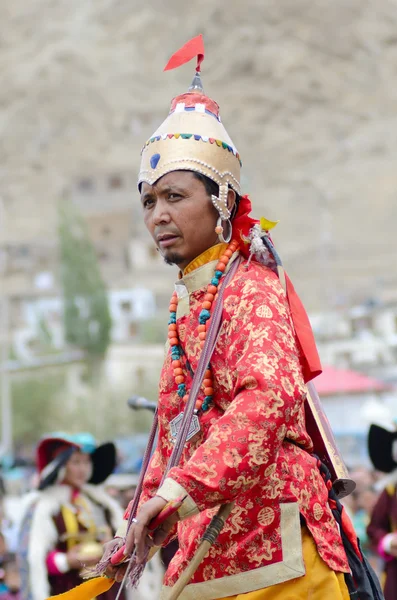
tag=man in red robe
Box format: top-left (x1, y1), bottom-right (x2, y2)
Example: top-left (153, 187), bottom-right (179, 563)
top-left (100, 39), bottom-right (383, 600)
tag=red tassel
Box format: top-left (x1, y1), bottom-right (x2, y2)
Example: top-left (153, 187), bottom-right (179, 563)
top-left (164, 34), bottom-right (205, 72)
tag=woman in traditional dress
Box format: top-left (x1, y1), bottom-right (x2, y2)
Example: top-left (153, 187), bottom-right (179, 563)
top-left (18, 433), bottom-right (123, 600)
top-left (367, 423), bottom-right (397, 600)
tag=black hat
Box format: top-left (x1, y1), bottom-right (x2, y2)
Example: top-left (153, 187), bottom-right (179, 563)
top-left (368, 424), bottom-right (397, 473)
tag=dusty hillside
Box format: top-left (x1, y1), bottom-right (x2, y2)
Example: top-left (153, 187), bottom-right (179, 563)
top-left (1, 0), bottom-right (397, 309)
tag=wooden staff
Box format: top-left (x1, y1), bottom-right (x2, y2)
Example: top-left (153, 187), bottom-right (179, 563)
top-left (168, 503), bottom-right (234, 600)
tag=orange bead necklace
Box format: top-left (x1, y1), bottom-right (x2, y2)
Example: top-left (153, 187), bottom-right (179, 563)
top-left (168, 239), bottom-right (239, 413)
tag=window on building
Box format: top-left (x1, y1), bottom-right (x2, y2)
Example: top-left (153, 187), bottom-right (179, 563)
top-left (121, 301), bottom-right (132, 313)
top-left (78, 178), bottom-right (94, 192)
top-left (109, 175), bottom-right (123, 189)
top-left (17, 245), bottom-right (30, 257)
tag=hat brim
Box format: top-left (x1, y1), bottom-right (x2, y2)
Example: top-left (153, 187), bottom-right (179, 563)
top-left (37, 437), bottom-right (80, 473)
top-left (89, 443), bottom-right (117, 485)
top-left (368, 424), bottom-right (397, 473)
top-left (38, 447), bottom-right (76, 490)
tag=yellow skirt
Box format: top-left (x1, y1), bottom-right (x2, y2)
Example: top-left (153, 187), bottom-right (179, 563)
top-left (220, 527), bottom-right (350, 600)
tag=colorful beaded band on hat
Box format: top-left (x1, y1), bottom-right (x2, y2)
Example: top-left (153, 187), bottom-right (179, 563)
top-left (141, 133), bottom-right (242, 166)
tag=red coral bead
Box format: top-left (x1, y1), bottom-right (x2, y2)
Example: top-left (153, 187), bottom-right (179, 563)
top-left (204, 387), bottom-right (214, 396)
top-left (203, 378), bottom-right (212, 387)
top-left (172, 360), bottom-right (182, 368)
top-left (215, 262), bottom-right (226, 272)
top-left (169, 337), bottom-right (179, 346)
top-left (169, 304), bottom-right (177, 312)
top-left (207, 285), bottom-right (217, 295)
top-left (199, 332), bottom-right (206, 341)
top-left (175, 375), bottom-right (185, 384)
top-left (174, 368), bottom-right (183, 376)
top-left (202, 301), bottom-right (212, 310)
top-left (198, 324), bottom-right (206, 333)
top-left (168, 323), bottom-right (177, 331)
top-left (204, 293), bottom-right (214, 302)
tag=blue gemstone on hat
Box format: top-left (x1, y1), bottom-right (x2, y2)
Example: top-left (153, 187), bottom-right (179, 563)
top-left (150, 153), bottom-right (161, 169)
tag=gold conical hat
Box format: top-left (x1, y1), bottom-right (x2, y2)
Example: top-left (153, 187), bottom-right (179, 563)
top-left (138, 91), bottom-right (241, 195)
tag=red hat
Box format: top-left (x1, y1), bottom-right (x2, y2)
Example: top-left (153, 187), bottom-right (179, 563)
top-left (36, 437), bottom-right (80, 474)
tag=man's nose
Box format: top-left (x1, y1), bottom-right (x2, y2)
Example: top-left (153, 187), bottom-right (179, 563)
top-left (152, 199), bottom-right (171, 225)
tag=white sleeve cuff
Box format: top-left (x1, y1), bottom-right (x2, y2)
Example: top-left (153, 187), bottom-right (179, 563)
top-left (382, 533), bottom-right (395, 554)
top-left (54, 552), bottom-right (70, 574)
top-left (156, 478), bottom-right (199, 521)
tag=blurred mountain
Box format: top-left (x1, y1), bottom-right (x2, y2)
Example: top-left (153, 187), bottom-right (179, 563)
top-left (1, 0), bottom-right (397, 310)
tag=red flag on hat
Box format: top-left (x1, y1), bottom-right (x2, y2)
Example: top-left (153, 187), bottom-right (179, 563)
top-left (164, 34), bottom-right (205, 72)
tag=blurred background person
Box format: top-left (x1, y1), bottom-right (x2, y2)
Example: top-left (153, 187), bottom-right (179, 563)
top-left (0, 557), bottom-right (21, 600)
top-left (367, 423), bottom-right (397, 599)
top-left (17, 433), bottom-right (123, 600)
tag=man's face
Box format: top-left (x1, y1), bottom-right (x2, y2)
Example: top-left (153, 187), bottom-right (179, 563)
top-left (141, 171), bottom-right (229, 271)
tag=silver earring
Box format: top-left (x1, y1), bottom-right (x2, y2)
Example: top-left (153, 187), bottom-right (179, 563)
top-left (215, 216), bottom-right (232, 243)
top-left (211, 184), bottom-right (232, 243)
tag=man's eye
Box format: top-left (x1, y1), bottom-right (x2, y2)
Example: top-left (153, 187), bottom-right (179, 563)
top-left (168, 193), bottom-right (181, 200)
top-left (143, 198), bottom-right (155, 208)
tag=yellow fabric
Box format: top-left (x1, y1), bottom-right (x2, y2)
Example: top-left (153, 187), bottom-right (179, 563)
top-left (61, 506), bottom-right (80, 551)
top-left (74, 494), bottom-right (98, 534)
top-left (61, 495), bottom-right (97, 551)
top-left (219, 527), bottom-right (350, 600)
top-left (183, 242), bottom-right (228, 275)
top-left (46, 577), bottom-right (114, 599)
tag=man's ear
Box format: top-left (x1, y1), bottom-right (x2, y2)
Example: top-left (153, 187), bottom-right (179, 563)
top-left (227, 188), bottom-right (236, 213)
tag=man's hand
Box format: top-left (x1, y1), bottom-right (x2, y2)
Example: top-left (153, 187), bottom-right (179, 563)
top-left (125, 496), bottom-right (175, 564)
top-left (125, 495), bottom-right (181, 563)
top-left (102, 495), bottom-right (180, 582)
top-left (101, 538), bottom-right (125, 582)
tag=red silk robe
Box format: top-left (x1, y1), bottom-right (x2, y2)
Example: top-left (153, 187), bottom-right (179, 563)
top-left (125, 250), bottom-right (349, 599)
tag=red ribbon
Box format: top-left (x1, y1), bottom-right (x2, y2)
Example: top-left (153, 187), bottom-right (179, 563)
top-left (232, 195), bottom-right (322, 383)
top-left (164, 34), bottom-right (205, 73)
